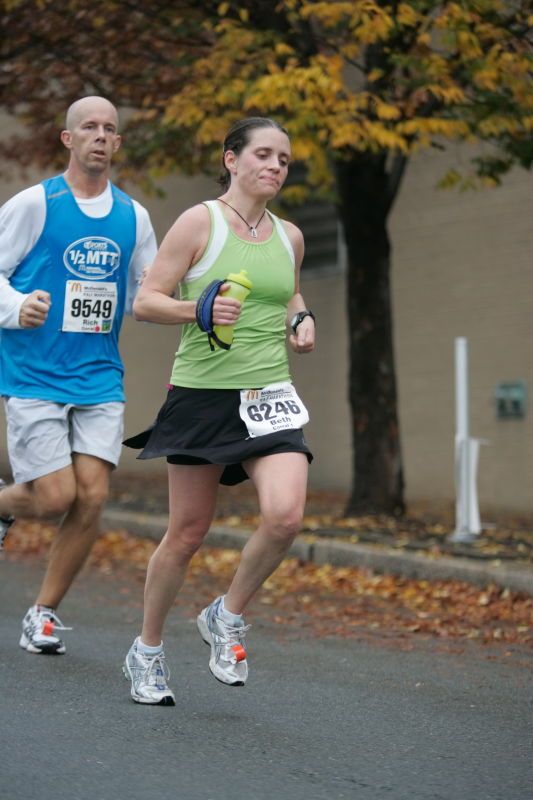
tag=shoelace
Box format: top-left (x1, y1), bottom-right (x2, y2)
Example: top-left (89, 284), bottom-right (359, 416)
top-left (135, 651), bottom-right (170, 687)
top-left (213, 615), bottom-right (251, 663)
top-left (218, 620), bottom-right (251, 643)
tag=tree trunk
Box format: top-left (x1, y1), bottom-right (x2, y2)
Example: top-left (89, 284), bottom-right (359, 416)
top-left (336, 153), bottom-right (405, 516)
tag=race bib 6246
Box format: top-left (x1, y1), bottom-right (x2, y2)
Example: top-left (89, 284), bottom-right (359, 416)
top-left (239, 382), bottom-right (309, 438)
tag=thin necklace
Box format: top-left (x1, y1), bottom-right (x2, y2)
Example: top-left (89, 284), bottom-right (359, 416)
top-left (218, 198), bottom-right (266, 238)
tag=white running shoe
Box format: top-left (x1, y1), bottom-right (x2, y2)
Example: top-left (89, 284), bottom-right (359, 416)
top-left (19, 606), bottom-right (71, 654)
top-left (197, 597), bottom-right (250, 686)
top-left (123, 638), bottom-right (176, 706)
top-left (0, 479), bottom-right (15, 551)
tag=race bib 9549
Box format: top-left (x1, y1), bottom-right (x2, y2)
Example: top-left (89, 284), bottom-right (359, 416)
top-left (62, 280), bottom-right (117, 333)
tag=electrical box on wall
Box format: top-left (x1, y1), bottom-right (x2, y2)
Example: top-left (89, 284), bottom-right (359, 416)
top-left (495, 381), bottom-right (527, 419)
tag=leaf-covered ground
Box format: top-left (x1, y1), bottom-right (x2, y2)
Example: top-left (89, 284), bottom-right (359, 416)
top-left (4, 517), bottom-right (531, 654)
top-left (109, 472), bottom-right (533, 565)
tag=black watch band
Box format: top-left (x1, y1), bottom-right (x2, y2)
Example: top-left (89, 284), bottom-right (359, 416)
top-left (291, 310), bottom-right (315, 334)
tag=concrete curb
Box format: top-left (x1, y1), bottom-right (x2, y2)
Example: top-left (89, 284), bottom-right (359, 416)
top-left (102, 507), bottom-right (533, 596)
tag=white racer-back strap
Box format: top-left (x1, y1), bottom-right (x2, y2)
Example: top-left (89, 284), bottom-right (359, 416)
top-left (185, 203), bottom-right (295, 282)
top-left (184, 200), bottom-right (229, 283)
top-left (269, 211), bottom-right (295, 268)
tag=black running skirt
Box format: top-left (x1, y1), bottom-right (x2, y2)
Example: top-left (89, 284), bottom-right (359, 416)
top-left (123, 386), bottom-right (313, 486)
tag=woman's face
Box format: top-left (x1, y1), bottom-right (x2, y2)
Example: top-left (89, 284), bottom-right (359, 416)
top-left (226, 126), bottom-right (291, 198)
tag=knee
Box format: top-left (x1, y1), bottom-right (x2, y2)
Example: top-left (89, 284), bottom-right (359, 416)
top-left (162, 521), bottom-right (209, 563)
top-left (35, 484), bottom-right (76, 518)
top-left (76, 481), bottom-right (109, 513)
top-left (262, 507), bottom-right (303, 544)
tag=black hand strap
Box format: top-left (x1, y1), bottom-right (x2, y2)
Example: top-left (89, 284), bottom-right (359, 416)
top-left (195, 279), bottom-right (231, 351)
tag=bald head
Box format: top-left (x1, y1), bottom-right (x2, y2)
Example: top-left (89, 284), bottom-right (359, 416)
top-left (61, 96), bottom-right (121, 183)
top-left (65, 96), bottom-right (119, 132)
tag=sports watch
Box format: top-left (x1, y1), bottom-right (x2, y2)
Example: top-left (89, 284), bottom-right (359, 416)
top-left (290, 310), bottom-right (315, 333)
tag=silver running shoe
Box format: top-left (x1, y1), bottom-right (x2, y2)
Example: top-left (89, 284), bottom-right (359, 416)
top-left (0, 479), bottom-right (15, 551)
top-left (197, 597), bottom-right (250, 686)
top-left (123, 638), bottom-right (176, 706)
top-left (19, 606), bottom-right (72, 654)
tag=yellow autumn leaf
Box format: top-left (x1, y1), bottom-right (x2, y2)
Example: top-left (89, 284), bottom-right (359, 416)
top-left (437, 169), bottom-right (461, 189)
top-left (368, 70), bottom-right (385, 86)
top-left (478, 116), bottom-right (521, 136)
top-left (417, 31), bottom-right (431, 46)
top-left (427, 84), bottom-right (467, 104)
top-left (281, 185), bottom-right (309, 205)
top-left (275, 42), bottom-right (295, 56)
top-left (363, 121), bottom-right (409, 150)
top-left (457, 30), bottom-right (483, 59)
top-left (375, 101), bottom-right (401, 120)
top-left (473, 69), bottom-right (499, 90)
top-left (397, 3), bottom-right (419, 27)
top-left (300, 1), bottom-right (356, 28)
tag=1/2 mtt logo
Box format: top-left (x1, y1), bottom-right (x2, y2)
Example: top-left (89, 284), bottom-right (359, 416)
top-left (63, 237), bottom-right (121, 279)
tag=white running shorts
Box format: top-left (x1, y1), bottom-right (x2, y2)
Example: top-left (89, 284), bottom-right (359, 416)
top-left (3, 397), bottom-right (125, 484)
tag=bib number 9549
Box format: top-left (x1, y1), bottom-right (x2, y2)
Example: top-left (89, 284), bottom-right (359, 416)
top-left (71, 298), bottom-right (114, 319)
top-left (62, 280), bottom-right (117, 333)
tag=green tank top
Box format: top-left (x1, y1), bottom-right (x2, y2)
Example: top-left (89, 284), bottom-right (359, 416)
top-left (170, 200), bottom-right (295, 389)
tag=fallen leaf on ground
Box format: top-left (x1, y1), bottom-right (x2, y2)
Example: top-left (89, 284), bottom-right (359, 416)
top-left (4, 520), bottom-right (531, 648)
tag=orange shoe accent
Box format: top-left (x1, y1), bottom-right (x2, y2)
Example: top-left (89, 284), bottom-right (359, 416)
top-left (232, 644), bottom-right (246, 663)
top-left (42, 621), bottom-right (55, 636)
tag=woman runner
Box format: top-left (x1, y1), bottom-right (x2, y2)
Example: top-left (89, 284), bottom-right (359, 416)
top-left (123, 117), bottom-right (316, 705)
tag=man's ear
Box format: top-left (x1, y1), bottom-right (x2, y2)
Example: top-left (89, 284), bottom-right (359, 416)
top-left (113, 134), bottom-right (122, 153)
top-left (60, 130), bottom-right (73, 150)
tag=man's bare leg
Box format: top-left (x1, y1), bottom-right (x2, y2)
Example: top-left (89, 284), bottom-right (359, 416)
top-left (0, 466), bottom-right (76, 521)
top-left (36, 454), bottom-right (112, 608)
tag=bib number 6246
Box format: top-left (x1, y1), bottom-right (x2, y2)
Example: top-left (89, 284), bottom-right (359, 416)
top-left (247, 398), bottom-right (302, 422)
top-left (239, 382), bottom-right (309, 438)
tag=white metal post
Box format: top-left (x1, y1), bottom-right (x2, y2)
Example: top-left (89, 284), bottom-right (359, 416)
top-left (450, 337), bottom-right (480, 542)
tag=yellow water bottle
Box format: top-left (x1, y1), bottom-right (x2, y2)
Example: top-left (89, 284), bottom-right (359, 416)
top-left (213, 270), bottom-right (253, 349)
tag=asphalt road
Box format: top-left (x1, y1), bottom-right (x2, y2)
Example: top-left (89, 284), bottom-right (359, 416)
top-left (1, 557), bottom-right (531, 800)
